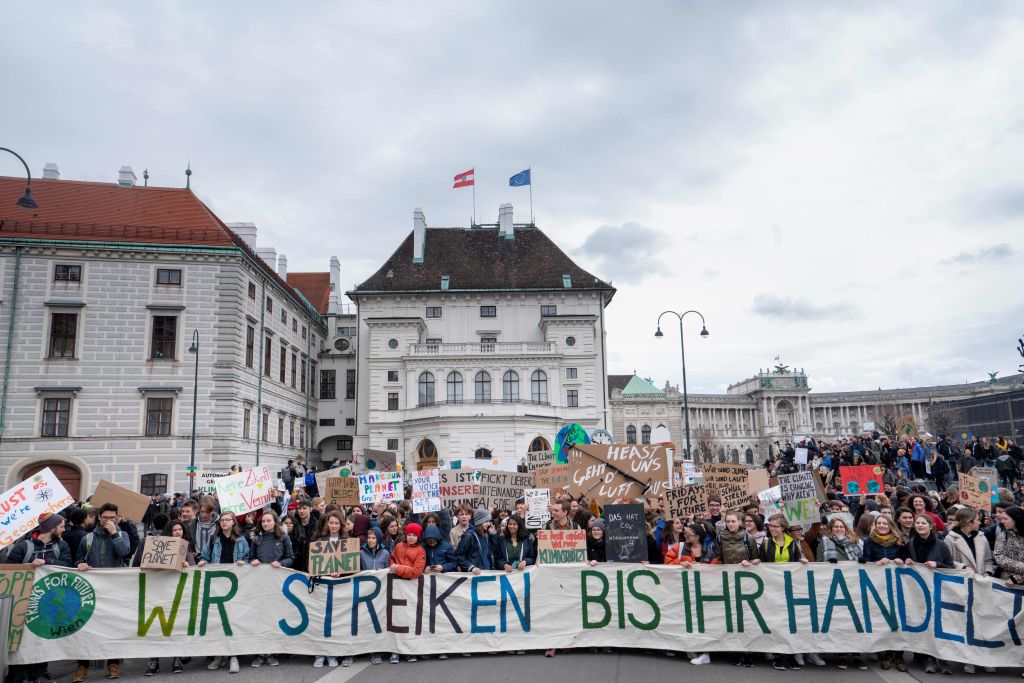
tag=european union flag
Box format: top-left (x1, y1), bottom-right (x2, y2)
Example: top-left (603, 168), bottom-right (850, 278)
top-left (509, 169), bottom-right (531, 186)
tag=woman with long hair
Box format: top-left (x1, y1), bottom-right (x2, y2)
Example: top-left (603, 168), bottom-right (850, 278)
top-left (198, 512), bottom-right (249, 674)
top-left (905, 513), bottom-right (954, 674)
top-left (993, 506), bottom-right (1024, 586)
top-left (495, 514), bottom-right (535, 571)
top-left (717, 510), bottom-right (759, 667)
top-left (817, 517), bottom-right (863, 670)
top-left (905, 494), bottom-right (945, 532)
top-left (378, 513), bottom-right (401, 552)
top-left (143, 520), bottom-right (197, 676)
top-left (309, 510), bottom-right (351, 669)
top-left (743, 512), bottom-right (767, 552)
top-left (586, 519), bottom-right (607, 565)
top-left (249, 510), bottom-right (293, 669)
top-left (660, 517), bottom-right (685, 560)
top-left (859, 514), bottom-right (906, 671)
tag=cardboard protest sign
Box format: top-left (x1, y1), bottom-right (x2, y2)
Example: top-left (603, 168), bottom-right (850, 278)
top-left (782, 497), bottom-right (820, 531)
top-left (216, 466), bottom-right (275, 515)
top-left (536, 529), bottom-right (586, 564)
top-left (896, 415), bottom-right (918, 439)
top-left (533, 464), bottom-right (570, 496)
top-left (477, 470), bottom-right (532, 510)
top-left (411, 469), bottom-right (441, 513)
top-left (839, 465), bottom-right (884, 496)
top-left (315, 467), bottom-right (345, 498)
top-left (666, 484), bottom-right (707, 518)
top-left (91, 479), bottom-right (150, 522)
top-left (0, 468), bottom-right (75, 550)
top-left (362, 449), bottom-right (398, 471)
top-left (603, 504), bottom-right (647, 562)
top-left (747, 468), bottom-right (770, 496)
top-left (527, 451), bottom-right (556, 471)
top-left (438, 469), bottom-right (480, 508)
top-left (524, 488), bottom-right (550, 529)
top-left (358, 472), bottom-right (403, 505)
top-left (568, 444), bottom-right (674, 504)
top-left (324, 477), bottom-right (359, 507)
top-left (308, 538), bottom-right (360, 575)
top-left (700, 463), bottom-right (751, 508)
top-left (196, 471), bottom-right (228, 495)
top-left (959, 472), bottom-right (993, 512)
top-left (0, 564), bottom-right (34, 651)
top-left (970, 467), bottom-right (998, 489)
top-left (140, 537), bottom-right (188, 571)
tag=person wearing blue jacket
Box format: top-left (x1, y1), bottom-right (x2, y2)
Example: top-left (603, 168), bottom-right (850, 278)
top-left (456, 507), bottom-right (497, 573)
top-left (198, 511), bottom-right (250, 674)
top-left (360, 528), bottom-right (391, 570)
top-left (910, 440), bottom-right (927, 479)
top-left (422, 525), bottom-right (457, 572)
top-left (494, 514), bottom-right (535, 570)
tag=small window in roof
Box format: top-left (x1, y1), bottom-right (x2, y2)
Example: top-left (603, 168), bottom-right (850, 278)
top-left (441, 275), bottom-right (450, 290)
top-left (562, 274), bottom-right (572, 288)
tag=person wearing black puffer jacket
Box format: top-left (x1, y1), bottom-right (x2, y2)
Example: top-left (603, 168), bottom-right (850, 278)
top-left (905, 513), bottom-right (954, 675)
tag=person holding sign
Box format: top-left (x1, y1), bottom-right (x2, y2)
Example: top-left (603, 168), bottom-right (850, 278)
top-left (389, 522), bottom-right (426, 663)
top-left (761, 513), bottom-right (807, 671)
top-left (944, 508), bottom-right (998, 675)
top-left (816, 517), bottom-right (864, 671)
top-left (494, 514), bottom-right (535, 571)
top-left (904, 514), bottom-right (954, 675)
top-left (664, 522), bottom-right (719, 566)
top-left (249, 511), bottom-right (294, 669)
top-left (197, 512), bottom-right (249, 675)
top-left (309, 510), bottom-right (352, 669)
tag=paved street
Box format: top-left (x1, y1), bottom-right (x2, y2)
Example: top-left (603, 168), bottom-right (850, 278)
top-left (34, 652), bottom-right (1024, 683)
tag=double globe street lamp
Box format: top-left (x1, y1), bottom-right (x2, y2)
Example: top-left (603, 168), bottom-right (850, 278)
top-left (655, 310), bottom-right (709, 461)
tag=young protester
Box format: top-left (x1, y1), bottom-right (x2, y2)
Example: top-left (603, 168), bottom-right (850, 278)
top-left (291, 500), bottom-right (318, 573)
top-left (248, 510), bottom-right (294, 669)
top-left (858, 514), bottom-right (907, 671)
top-left (378, 513), bottom-right (402, 552)
top-left (64, 506), bottom-right (90, 561)
top-left (761, 513), bottom-right (807, 671)
top-left (894, 506), bottom-right (916, 541)
top-left (545, 500), bottom-right (579, 530)
top-left (665, 522), bottom-right (719, 566)
top-left (307, 510), bottom-right (350, 669)
top-left (993, 506), bottom-right (1024, 586)
top-left (660, 517), bottom-right (685, 559)
top-left (456, 507), bottom-right (497, 573)
top-left (389, 522), bottom-right (426, 662)
top-left (906, 494), bottom-right (945, 532)
top-left (817, 517), bottom-right (864, 670)
top-left (361, 527), bottom-right (391, 569)
top-left (449, 504), bottom-right (474, 548)
top-left (423, 524), bottom-right (458, 573)
top-left (132, 513), bottom-right (170, 567)
top-left (743, 512), bottom-right (767, 552)
top-left (905, 513), bottom-right (954, 675)
top-left (942, 507), bottom-right (996, 674)
top-left (142, 520), bottom-right (197, 676)
top-left (586, 518), bottom-right (607, 564)
top-left (193, 498), bottom-right (219, 553)
top-left (716, 509), bottom-right (759, 668)
top-left (198, 511), bottom-right (250, 674)
top-left (495, 514), bottom-right (535, 571)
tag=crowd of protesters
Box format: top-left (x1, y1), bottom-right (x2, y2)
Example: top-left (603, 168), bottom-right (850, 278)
top-left (3, 437), bottom-right (1024, 682)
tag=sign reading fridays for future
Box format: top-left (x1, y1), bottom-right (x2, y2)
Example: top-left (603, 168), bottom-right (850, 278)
top-left (0, 468), bottom-right (75, 550)
top-left (9, 564), bottom-right (1024, 667)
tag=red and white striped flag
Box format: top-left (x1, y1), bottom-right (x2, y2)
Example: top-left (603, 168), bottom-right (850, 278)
top-left (453, 168), bottom-right (475, 188)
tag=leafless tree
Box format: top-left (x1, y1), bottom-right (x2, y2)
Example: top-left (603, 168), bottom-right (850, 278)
top-left (873, 404), bottom-right (900, 438)
top-left (693, 427), bottom-right (721, 463)
top-left (927, 401), bottom-right (965, 438)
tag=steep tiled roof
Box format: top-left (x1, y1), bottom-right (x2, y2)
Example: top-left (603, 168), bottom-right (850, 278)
top-left (287, 272), bottom-right (331, 314)
top-left (353, 227), bottom-right (614, 298)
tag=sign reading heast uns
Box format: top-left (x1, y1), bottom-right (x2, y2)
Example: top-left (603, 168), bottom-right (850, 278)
top-left (10, 564), bottom-right (1024, 667)
top-left (603, 504), bottom-right (647, 562)
top-left (477, 470), bottom-right (533, 510)
top-left (216, 466), bottom-right (275, 515)
top-left (0, 468), bottom-right (75, 550)
top-left (411, 470), bottom-right (441, 514)
top-left (358, 472), bottom-right (402, 505)
top-left (569, 444), bottom-right (674, 504)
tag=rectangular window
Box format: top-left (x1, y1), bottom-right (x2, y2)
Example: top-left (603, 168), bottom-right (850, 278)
top-left (266, 296), bottom-right (273, 313)
top-left (425, 307), bottom-right (442, 318)
top-left (346, 369), bottom-right (356, 399)
top-left (245, 325), bottom-right (255, 367)
top-left (261, 412), bottom-right (269, 441)
top-left (299, 421), bottom-right (305, 449)
top-left (480, 305), bottom-right (496, 318)
top-left (300, 359), bottom-right (307, 392)
top-left (301, 326), bottom-right (307, 340)
top-left (145, 397), bottom-right (173, 436)
top-left (48, 313), bottom-right (78, 358)
top-left (566, 367), bottom-right (578, 379)
top-left (248, 282), bottom-right (256, 299)
top-left (345, 418), bottom-right (355, 426)
top-left (243, 408), bottom-right (251, 439)
top-left (280, 310), bottom-right (287, 325)
top-left (480, 336), bottom-right (497, 352)
top-left (278, 417), bottom-right (284, 444)
top-left (567, 390), bottom-right (579, 407)
top-left (290, 352), bottom-right (297, 388)
top-left (319, 418), bottom-right (335, 427)
top-left (425, 337), bottom-right (441, 351)
top-left (279, 347), bottom-right (287, 383)
top-left (54, 264), bottom-right (81, 282)
top-left (309, 361), bottom-right (316, 397)
top-left (320, 370), bottom-right (336, 399)
top-left (387, 392), bottom-right (399, 410)
top-left (387, 370), bottom-right (399, 382)
top-left (151, 316), bottom-right (177, 359)
top-left (264, 337), bottom-right (272, 377)
top-left (337, 436), bottom-right (353, 451)
top-left (140, 473), bottom-right (168, 497)
top-left (41, 397), bottom-right (71, 437)
top-left (540, 305), bottom-right (557, 317)
top-left (289, 420), bottom-right (295, 446)
top-left (387, 438), bottom-right (399, 451)
top-left (156, 268), bottom-right (182, 285)
top-left (292, 319), bottom-right (297, 333)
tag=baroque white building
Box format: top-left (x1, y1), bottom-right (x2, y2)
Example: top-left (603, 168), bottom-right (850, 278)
top-left (343, 205), bottom-right (615, 471)
top-left (0, 170), bottom-right (326, 498)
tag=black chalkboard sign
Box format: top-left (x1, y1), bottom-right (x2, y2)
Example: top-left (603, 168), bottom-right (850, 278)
top-left (603, 504), bottom-right (646, 562)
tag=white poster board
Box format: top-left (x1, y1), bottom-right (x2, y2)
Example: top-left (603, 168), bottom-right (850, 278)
top-left (524, 488), bottom-right (550, 530)
top-left (0, 467), bottom-right (75, 549)
top-left (215, 466), bottom-right (275, 515)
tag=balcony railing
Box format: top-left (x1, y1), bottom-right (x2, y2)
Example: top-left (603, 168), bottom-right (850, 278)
top-left (415, 398), bottom-right (551, 408)
top-left (409, 341), bottom-right (555, 356)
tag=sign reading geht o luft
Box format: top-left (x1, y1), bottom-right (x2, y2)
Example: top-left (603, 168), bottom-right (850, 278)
top-left (10, 565), bottom-right (1024, 666)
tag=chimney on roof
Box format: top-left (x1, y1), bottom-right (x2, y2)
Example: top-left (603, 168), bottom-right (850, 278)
top-left (329, 256), bottom-right (341, 314)
top-left (227, 222), bottom-right (258, 249)
top-left (413, 208), bottom-right (426, 264)
top-left (42, 163), bottom-right (60, 180)
top-left (498, 203), bottom-right (514, 240)
top-left (255, 247), bottom-right (277, 270)
top-left (277, 254), bottom-right (288, 279)
top-left (118, 166), bottom-right (137, 188)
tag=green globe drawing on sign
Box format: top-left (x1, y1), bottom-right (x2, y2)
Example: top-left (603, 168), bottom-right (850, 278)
top-left (26, 572), bottom-right (95, 639)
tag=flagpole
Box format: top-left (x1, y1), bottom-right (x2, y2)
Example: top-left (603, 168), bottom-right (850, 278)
top-left (528, 165), bottom-right (534, 224)
top-left (472, 166), bottom-right (476, 226)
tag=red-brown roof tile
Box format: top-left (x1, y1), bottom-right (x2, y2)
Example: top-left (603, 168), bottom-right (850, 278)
top-left (287, 272), bottom-right (331, 314)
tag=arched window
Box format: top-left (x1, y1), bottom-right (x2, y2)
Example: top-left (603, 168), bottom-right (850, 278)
top-left (474, 447), bottom-right (491, 460)
top-left (418, 372), bottom-right (435, 406)
top-left (641, 425), bottom-right (652, 444)
top-left (626, 425), bottom-right (637, 444)
top-left (529, 436), bottom-right (550, 452)
top-left (418, 439), bottom-right (436, 459)
top-left (530, 370), bottom-right (548, 403)
top-left (446, 371), bottom-right (463, 402)
top-left (745, 448), bottom-right (754, 465)
top-left (475, 371), bottom-right (491, 402)
top-left (503, 370), bottom-right (519, 402)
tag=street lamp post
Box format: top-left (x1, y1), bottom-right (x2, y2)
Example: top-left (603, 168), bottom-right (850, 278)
top-left (188, 329), bottom-right (199, 495)
top-left (0, 147), bottom-right (39, 209)
top-left (655, 310), bottom-right (709, 461)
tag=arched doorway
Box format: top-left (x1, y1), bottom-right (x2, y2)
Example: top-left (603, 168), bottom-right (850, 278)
top-left (775, 399), bottom-right (796, 434)
top-left (528, 436), bottom-right (550, 453)
top-left (417, 438), bottom-right (438, 469)
top-left (22, 462), bottom-right (82, 502)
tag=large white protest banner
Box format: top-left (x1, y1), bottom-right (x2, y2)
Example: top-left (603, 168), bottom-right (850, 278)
top-left (216, 466), bottom-right (275, 515)
top-left (0, 468), bottom-right (74, 549)
top-left (10, 564), bottom-right (1024, 667)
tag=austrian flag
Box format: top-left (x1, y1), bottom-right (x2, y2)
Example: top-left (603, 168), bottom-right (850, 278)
top-left (453, 168), bottom-right (475, 188)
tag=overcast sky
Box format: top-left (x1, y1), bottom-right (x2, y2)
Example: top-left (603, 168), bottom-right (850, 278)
top-left (3, 2), bottom-right (1022, 393)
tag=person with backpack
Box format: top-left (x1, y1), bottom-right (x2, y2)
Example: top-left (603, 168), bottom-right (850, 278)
top-left (304, 467), bottom-right (319, 498)
top-left (281, 459), bottom-right (297, 493)
top-left (73, 503), bottom-right (132, 682)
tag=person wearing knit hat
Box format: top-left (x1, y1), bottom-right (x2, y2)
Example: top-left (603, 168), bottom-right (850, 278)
top-left (456, 507), bottom-right (497, 575)
top-left (472, 507), bottom-right (491, 527)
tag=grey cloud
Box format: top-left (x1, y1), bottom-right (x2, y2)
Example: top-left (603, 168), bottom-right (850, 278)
top-left (964, 187), bottom-right (1024, 222)
top-left (751, 295), bottom-right (860, 321)
top-left (575, 222), bottom-right (673, 284)
top-left (940, 243), bottom-right (1013, 266)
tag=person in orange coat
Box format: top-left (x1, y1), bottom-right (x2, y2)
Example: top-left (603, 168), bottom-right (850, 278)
top-left (664, 522), bottom-right (720, 566)
top-left (390, 522), bottom-right (426, 580)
